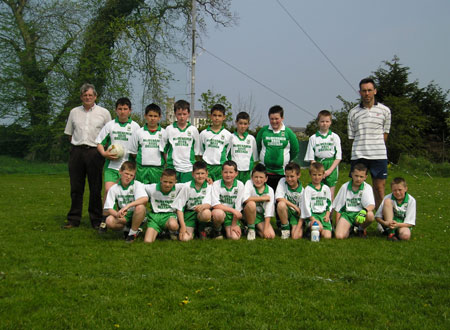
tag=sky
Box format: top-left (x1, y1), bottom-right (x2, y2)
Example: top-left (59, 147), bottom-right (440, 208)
top-left (163, 0), bottom-right (450, 128)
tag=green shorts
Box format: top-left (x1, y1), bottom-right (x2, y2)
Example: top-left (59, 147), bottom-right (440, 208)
top-left (136, 164), bottom-right (164, 184)
top-left (306, 211), bottom-right (332, 231)
top-left (176, 171), bottom-right (193, 184)
top-left (207, 164), bottom-right (222, 181)
top-left (340, 211), bottom-right (359, 226)
top-left (184, 210), bottom-right (198, 228)
top-left (223, 212), bottom-right (242, 227)
top-left (318, 158), bottom-right (338, 187)
top-left (254, 212), bottom-right (265, 226)
top-left (147, 212), bottom-right (177, 233)
top-left (287, 207), bottom-right (300, 226)
top-left (104, 168), bottom-right (119, 183)
top-left (237, 170), bottom-right (251, 184)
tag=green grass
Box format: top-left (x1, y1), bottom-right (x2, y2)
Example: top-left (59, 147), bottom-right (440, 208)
top-left (0, 160), bottom-right (449, 329)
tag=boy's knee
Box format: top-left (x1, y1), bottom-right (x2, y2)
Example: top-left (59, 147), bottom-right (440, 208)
top-left (244, 201), bottom-right (256, 212)
top-left (167, 218), bottom-right (179, 231)
top-left (198, 209), bottom-right (212, 222)
top-left (277, 201), bottom-right (287, 210)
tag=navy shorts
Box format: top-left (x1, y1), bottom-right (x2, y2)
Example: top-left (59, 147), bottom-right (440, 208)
top-left (350, 159), bottom-right (388, 179)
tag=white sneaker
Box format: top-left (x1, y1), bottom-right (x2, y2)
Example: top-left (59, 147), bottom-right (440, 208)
top-left (281, 229), bottom-right (290, 240)
top-left (377, 223), bottom-right (385, 233)
top-left (247, 229), bottom-right (256, 241)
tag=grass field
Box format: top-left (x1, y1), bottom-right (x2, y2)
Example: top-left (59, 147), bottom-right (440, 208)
top-left (0, 156), bottom-right (449, 329)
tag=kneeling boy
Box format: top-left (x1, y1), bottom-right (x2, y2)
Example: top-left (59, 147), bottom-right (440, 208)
top-left (172, 161), bottom-right (212, 241)
top-left (243, 163), bottom-right (276, 240)
top-left (103, 161), bottom-right (148, 239)
top-left (333, 163), bottom-right (375, 239)
top-left (211, 160), bottom-right (244, 240)
top-left (301, 162), bottom-right (332, 239)
top-left (375, 177), bottom-right (416, 241)
top-left (275, 162), bottom-right (304, 240)
top-left (139, 169), bottom-right (183, 243)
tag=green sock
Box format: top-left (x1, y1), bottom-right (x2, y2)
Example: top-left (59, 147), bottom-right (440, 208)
top-left (281, 224), bottom-right (290, 231)
top-left (248, 224), bottom-right (255, 230)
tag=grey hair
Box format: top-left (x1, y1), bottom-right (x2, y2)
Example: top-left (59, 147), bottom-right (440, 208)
top-left (80, 83), bottom-right (97, 96)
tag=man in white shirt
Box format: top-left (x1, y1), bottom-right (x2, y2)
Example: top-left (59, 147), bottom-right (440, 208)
top-left (63, 83), bottom-right (111, 229)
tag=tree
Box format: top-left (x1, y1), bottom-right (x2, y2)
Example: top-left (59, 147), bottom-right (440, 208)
top-left (0, 0), bottom-right (235, 160)
top-left (197, 89), bottom-right (233, 131)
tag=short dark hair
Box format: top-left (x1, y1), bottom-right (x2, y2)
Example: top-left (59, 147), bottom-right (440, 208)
top-left (236, 112), bottom-right (250, 122)
top-left (285, 161), bottom-right (300, 175)
top-left (174, 99), bottom-right (190, 113)
top-left (162, 168), bottom-right (177, 178)
top-left (268, 105), bottom-right (284, 118)
top-left (309, 162), bottom-right (324, 173)
top-left (352, 162), bottom-right (368, 174)
top-left (252, 163), bottom-right (267, 176)
top-left (145, 103), bottom-right (161, 116)
top-left (359, 78), bottom-right (376, 90)
top-left (193, 160), bottom-right (208, 172)
top-left (120, 161), bottom-right (136, 172)
top-left (211, 104), bottom-right (226, 115)
top-left (222, 160), bottom-right (238, 172)
top-left (391, 177), bottom-right (407, 187)
top-left (317, 110), bottom-right (332, 121)
top-left (116, 97), bottom-right (132, 109)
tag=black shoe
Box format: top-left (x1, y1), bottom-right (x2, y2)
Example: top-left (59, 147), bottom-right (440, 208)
top-left (98, 222), bottom-right (107, 234)
top-left (62, 222), bottom-right (78, 229)
top-left (125, 233), bottom-right (138, 243)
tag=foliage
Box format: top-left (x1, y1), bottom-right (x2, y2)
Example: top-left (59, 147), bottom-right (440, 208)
top-left (197, 89), bottom-right (233, 131)
top-left (0, 161), bottom-right (449, 328)
top-left (0, 0), bottom-right (235, 160)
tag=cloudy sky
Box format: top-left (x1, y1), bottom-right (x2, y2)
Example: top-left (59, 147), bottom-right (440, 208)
top-left (165, 0), bottom-right (450, 128)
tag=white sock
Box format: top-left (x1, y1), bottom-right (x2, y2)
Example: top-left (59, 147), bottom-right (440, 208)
top-left (129, 229), bottom-right (138, 236)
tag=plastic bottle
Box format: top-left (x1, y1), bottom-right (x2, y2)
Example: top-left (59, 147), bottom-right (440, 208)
top-left (311, 221), bottom-right (320, 242)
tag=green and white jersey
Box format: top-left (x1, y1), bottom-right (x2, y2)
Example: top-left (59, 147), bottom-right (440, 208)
top-left (95, 118), bottom-right (140, 170)
top-left (301, 183), bottom-right (332, 218)
top-left (164, 121), bottom-right (200, 173)
top-left (200, 126), bottom-right (232, 165)
top-left (211, 179), bottom-right (244, 212)
top-left (375, 193), bottom-right (416, 226)
top-left (304, 130), bottom-right (342, 161)
top-left (256, 124), bottom-right (300, 175)
top-left (242, 180), bottom-right (275, 217)
top-left (144, 183), bottom-right (184, 213)
top-left (332, 180), bottom-right (375, 213)
top-left (228, 132), bottom-right (258, 171)
top-left (275, 178), bottom-right (303, 209)
top-left (129, 125), bottom-right (166, 166)
top-left (172, 181), bottom-right (212, 212)
top-left (104, 180), bottom-right (147, 212)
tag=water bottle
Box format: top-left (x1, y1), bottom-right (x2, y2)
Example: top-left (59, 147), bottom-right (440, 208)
top-left (311, 221), bottom-right (320, 242)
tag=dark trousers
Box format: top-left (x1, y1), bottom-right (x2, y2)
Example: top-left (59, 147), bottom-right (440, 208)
top-left (67, 145), bottom-right (105, 227)
top-left (267, 173), bottom-right (284, 192)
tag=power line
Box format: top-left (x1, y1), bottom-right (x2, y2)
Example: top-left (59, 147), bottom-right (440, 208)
top-left (198, 46), bottom-right (316, 118)
top-left (276, 0), bottom-right (358, 94)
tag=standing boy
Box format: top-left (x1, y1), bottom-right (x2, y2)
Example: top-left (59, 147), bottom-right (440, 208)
top-left (256, 105), bottom-right (299, 191)
top-left (172, 161), bottom-right (212, 241)
top-left (333, 163), bottom-right (375, 239)
top-left (243, 163), bottom-right (276, 241)
top-left (211, 160), bottom-right (245, 240)
top-left (103, 161), bottom-right (148, 237)
top-left (131, 169), bottom-right (183, 243)
top-left (275, 162), bottom-right (304, 240)
top-left (301, 163), bottom-right (332, 239)
top-left (164, 100), bottom-right (200, 183)
top-left (96, 98), bottom-right (140, 233)
top-left (228, 112), bottom-right (258, 183)
top-left (375, 177), bottom-right (416, 241)
top-left (304, 110), bottom-right (342, 200)
top-left (200, 104), bottom-right (232, 181)
top-left (129, 103), bottom-right (166, 184)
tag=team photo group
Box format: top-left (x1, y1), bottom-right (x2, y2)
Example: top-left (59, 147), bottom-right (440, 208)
top-left (63, 77), bottom-right (416, 244)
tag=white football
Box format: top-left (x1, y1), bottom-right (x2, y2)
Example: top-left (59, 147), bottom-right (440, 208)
top-left (108, 144), bottom-right (124, 158)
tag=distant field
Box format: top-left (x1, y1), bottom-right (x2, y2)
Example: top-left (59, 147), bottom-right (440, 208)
top-left (0, 157), bottom-right (449, 329)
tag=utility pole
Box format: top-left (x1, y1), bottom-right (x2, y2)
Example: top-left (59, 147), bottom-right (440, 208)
top-left (190, 0), bottom-right (196, 123)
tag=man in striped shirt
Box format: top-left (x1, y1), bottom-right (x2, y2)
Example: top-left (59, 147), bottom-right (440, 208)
top-left (348, 78), bottom-right (391, 208)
